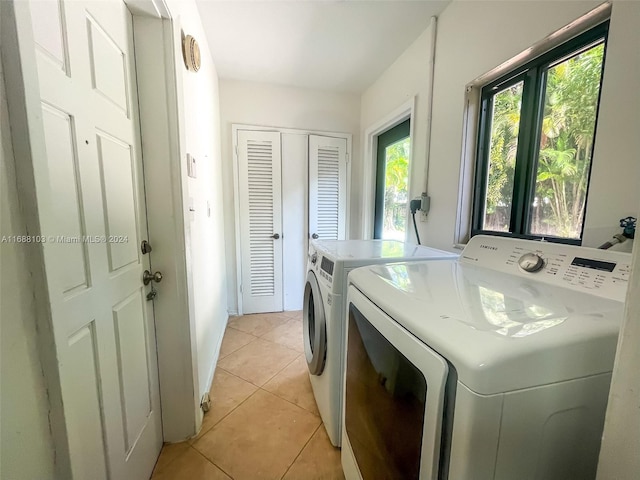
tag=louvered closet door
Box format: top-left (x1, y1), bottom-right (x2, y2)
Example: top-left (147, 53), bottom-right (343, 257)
top-left (309, 135), bottom-right (347, 240)
top-left (238, 130), bottom-right (283, 314)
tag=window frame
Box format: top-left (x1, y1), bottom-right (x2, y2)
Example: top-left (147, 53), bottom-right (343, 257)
top-left (373, 119), bottom-right (411, 240)
top-left (471, 21), bottom-right (610, 245)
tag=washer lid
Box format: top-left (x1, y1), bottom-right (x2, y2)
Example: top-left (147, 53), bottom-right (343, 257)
top-left (348, 260), bottom-right (625, 395)
top-left (312, 239), bottom-right (457, 262)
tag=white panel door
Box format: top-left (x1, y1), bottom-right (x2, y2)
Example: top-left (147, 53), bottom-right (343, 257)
top-left (25, 0), bottom-right (162, 478)
top-left (309, 135), bottom-right (347, 241)
top-left (237, 130), bottom-right (284, 314)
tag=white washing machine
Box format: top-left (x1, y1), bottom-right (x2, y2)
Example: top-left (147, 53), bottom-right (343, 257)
top-left (303, 240), bottom-right (457, 446)
top-left (342, 235), bottom-right (632, 480)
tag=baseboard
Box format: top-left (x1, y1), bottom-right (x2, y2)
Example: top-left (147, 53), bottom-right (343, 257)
top-left (194, 313), bottom-right (228, 438)
top-left (204, 314), bottom-right (228, 392)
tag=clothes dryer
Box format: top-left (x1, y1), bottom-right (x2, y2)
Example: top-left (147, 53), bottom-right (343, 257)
top-left (342, 235), bottom-right (631, 479)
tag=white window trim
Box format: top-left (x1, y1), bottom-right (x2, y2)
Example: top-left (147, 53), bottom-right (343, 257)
top-left (454, 1), bottom-right (612, 248)
top-left (361, 97), bottom-right (416, 240)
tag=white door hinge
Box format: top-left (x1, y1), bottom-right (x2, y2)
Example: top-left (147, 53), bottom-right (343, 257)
top-left (234, 145), bottom-right (239, 157)
top-left (346, 153), bottom-right (350, 163)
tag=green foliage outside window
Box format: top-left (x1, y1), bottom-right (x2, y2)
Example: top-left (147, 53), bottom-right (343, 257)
top-left (384, 138), bottom-right (410, 236)
top-left (480, 28), bottom-right (606, 241)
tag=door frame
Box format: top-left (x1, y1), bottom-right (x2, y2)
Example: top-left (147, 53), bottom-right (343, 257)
top-left (231, 123), bottom-right (352, 316)
top-left (2, 4), bottom-right (201, 475)
top-left (129, 4), bottom-right (202, 442)
top-left (362, 97), bottom-right (416, 240)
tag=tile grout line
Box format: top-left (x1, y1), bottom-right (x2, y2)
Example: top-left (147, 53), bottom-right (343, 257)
top-left (221, 336), bottom-right (301, 389)
top-left (218, 335), bottom-right (296, 375)
top-left (218, 321), bottom-right (313, 414)
top-left (216, 365), bottom-right (249, 383)
top-left (192, 371), bottom-right (317, 478)
top-left (190, 372), bottom-right (260, 443)
top-left (188, 443), bottom-right (236, 480)
top-left (225, 325), bottom-right (259, 339)
top-left (257, 384), bottom-right (321, 419)
top-left (218, 335), bottom-right (259, 361)
top-left (223, 324), bottom-right (260, 339)
top-left (150, 442), bottom-right (189, 478)
top-left (217, 361), bottom-right (320, 418)
top-left (261, 337), bottom-right (303, 356)
top-left (257, 350), bottom-right (302, 388)
top-left (216, 359), bottom-right (291, 391)
top-left (195, 361), bottom-right (319, 444)
top-left (279, 423), bottom-right (323, 480)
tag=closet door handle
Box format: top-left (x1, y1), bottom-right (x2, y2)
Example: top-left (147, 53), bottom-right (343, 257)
top-left (311, 233), bottom-right (319, 239)
top-left (272, 233), bottom-right (280, 240)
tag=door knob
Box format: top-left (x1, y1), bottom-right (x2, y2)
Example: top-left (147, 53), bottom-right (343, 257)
top-left (143, 270), bottom-right (163, 285)
top-left (272, 233), bottom-right (280, 239)
top-left (311, 233), bottom-right (319, 239)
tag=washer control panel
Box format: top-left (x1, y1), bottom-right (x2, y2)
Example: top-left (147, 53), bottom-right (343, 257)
top-left (308, 249), bottom-right (333, 286)
top-left (460, 235), bottom-right (632, 302)
top-left (518, 252), bottom-right (545, 273)
top-left (319, 256), bottom-right (334, 283)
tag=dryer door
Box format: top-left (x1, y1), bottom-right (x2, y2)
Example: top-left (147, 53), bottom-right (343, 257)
top-left (303, 270), bottom-right (327, 375)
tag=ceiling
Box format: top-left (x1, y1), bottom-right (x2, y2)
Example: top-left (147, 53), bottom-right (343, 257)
top-left (195, 1), bottom-right (450, 93)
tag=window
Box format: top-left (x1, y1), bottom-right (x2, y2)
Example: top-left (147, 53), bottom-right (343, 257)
top-left (472, 22), bottom-right (608, 243)
top-left (374, 119), bottom-right (411, 240)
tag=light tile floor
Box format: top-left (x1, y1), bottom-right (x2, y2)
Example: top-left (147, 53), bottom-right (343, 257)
top-left (151, 311), bottom-right (345, 480)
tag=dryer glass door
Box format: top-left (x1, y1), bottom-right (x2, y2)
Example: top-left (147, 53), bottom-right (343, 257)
top-left (345, 286), bottom-right (448, 480)
top-left (303, 270), bottom-right (327, 375)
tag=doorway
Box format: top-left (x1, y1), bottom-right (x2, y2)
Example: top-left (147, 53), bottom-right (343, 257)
top-left (374, 119), bottom-right (411, 240)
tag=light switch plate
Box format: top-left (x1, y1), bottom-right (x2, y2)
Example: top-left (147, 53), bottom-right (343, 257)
top-left (187, 153), bottom-right (197, 178)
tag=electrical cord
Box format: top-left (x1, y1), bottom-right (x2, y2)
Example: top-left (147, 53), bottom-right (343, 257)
top-left (409, 198), bottom-right (422, 245)
top-left (412, 212), bottom-right (421, 245)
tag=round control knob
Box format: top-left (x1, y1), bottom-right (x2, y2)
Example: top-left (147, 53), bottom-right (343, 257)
top-left (311, 253), bottom-right (318, 265)
top-left (518, 253), bottom-right (545, 273)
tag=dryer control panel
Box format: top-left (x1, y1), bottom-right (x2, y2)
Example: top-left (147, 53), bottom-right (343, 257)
top-left (460, 235), bottom-right (632, 302)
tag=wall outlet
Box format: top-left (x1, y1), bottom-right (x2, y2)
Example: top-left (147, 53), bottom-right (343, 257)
top-left (420, 193), bottom-right (431, 214)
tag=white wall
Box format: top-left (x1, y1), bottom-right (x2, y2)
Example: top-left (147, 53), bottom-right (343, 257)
top-left (219, 80), bottom-right (360, 313)
top-left (359, 26), bottom-right (433, 243)
top-left (0, 51), bottom-right (55, 479)
top-left (582, 1), bottom-right (640, 249)
top-left (168, 0), bottom-right (228, 427)
top-left (595, 4), bottom-right (640, 476)
top-left (360, 0), bottom-right (639, 252)
top-left (598, 225), bottom-right (640, 476)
